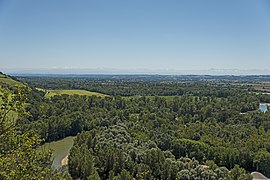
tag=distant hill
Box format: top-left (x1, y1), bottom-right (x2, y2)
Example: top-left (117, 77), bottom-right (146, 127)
top-left (0, 72), bottom-right (25, 88)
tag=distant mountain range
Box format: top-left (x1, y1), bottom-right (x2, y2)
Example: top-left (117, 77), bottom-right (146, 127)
top-left (2, 68), bottom-right (270, 75)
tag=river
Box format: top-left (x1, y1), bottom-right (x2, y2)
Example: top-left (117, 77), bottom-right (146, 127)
top-left (259, 103), bottom-right (269, 113)
top-left (38, 136), bottom-right (76, 169)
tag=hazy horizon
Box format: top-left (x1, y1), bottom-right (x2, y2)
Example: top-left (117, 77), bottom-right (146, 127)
top-left (1, 0), bottom-right (270, 72)
top-left (3, 67), bottom-right (270, 76)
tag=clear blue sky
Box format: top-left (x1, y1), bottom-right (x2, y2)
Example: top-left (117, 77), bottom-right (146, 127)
top-left (0, 0), bottom-right (270, 73)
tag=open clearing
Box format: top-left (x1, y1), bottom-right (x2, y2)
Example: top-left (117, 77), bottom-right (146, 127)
top-left (248, 81), bottom-right (270, 93)
top-left (44, 89), bottom-right (108, 98)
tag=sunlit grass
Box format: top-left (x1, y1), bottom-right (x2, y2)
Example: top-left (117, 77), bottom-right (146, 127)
top-left (43, 89), bottom-right (108, 98)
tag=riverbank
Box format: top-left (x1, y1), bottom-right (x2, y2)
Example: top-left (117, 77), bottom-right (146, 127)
top-left (61, 154), bottom-right (69, 166)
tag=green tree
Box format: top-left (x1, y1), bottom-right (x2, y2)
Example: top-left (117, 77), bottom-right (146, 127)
top-left (229, 165), bottom-right (252, 180)
top-left (254, 149), bottom-right (270, 177)
top-left (0, 86), bottom-right (67, 179)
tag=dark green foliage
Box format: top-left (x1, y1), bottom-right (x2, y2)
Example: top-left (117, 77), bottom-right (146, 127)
top-left (172, 138), bottom-right (210, 161)
top-left (0, 86), bottom-right (69, 179)
top-left (254, 149), bottom-right (270, 177)
top-left (16, 76), bottom-right (270, 178)
top-left (67, 124), bottom-right (252, 179)
top-left (69, 144), bottom-right (98, 179)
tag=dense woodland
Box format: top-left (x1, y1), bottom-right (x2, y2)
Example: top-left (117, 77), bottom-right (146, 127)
top-left (17, 76), bottom-right (248, 97)
top-left (1, 74), bottom-right (270, 179)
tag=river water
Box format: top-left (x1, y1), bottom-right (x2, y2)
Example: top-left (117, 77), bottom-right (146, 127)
top-left (259, 103), bottom-right (269, 113)
top-left (38, 136), bottom-right (76, 169)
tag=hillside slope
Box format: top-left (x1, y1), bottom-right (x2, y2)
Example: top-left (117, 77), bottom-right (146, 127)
top-left (0, 72), bottom-right (25, 87)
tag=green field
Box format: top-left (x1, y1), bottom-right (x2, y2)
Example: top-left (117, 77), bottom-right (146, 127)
top-left (125, 95), bottom-right (185, 101)
top-left (146, 96), bottom-right (179, 100)
top-left (43, 89), bottom-right (108, 98)
top-left (35, 87), bottom-right (46, 92)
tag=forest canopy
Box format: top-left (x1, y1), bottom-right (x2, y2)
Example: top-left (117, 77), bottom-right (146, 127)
top-left (1, 74), bottom-right (270, 179)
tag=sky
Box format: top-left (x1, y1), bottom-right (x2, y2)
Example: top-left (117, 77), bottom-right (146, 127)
top-left (0, 0), bottom-right (270, 74)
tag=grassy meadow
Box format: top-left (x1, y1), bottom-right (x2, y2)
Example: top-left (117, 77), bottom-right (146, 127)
top-left (43, 89), bottom-right (108, 98)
